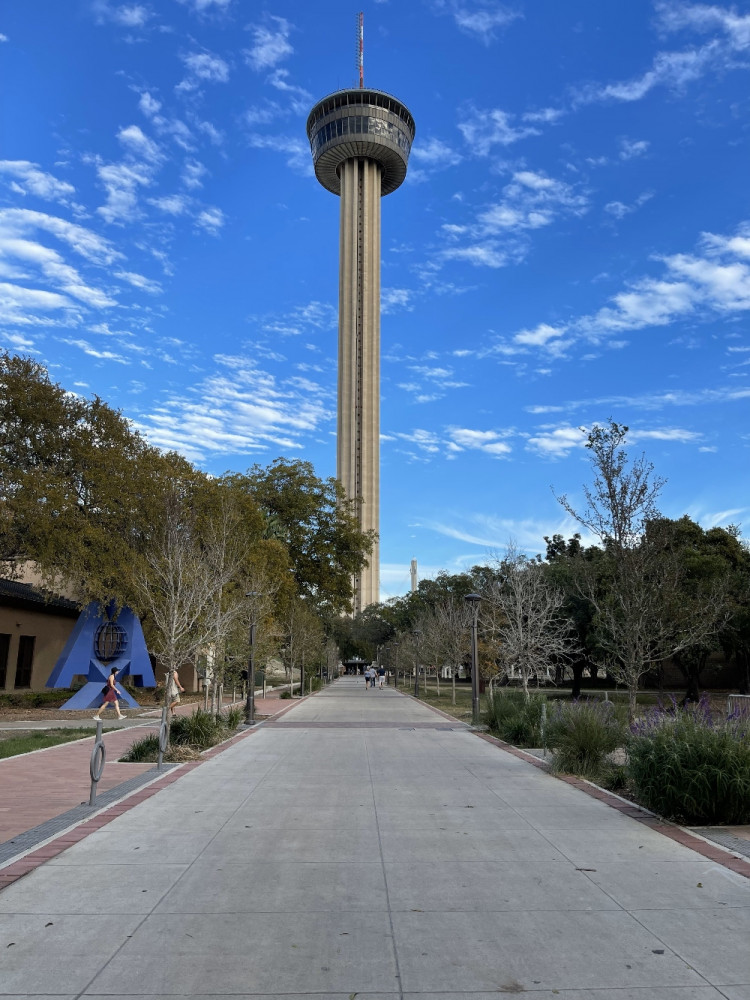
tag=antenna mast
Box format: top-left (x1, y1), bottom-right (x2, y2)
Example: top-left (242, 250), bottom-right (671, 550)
top-left (357, 11), bottom-right (364, 88)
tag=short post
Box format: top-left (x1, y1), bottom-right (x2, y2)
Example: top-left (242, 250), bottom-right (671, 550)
top-left (157, 706), bottom-right (169, 770)
top-left (465, 593), bottom-right (482, 725)
top-left (88, 720), bottom-right (106, 806)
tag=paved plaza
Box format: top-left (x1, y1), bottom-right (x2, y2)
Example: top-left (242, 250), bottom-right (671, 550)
top-left (1, 676), bottom-right (749, 998)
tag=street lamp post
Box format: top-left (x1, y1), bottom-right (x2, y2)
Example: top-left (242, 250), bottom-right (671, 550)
top-left (465, 593), bottom-right (482, 725)
top-left (412, 630), bottom-right (422, 698)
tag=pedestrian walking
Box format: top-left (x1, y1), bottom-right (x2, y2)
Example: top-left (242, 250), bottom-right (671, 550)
top-left (378, 664), bottom-right (386, 689)
top-left (166, 667), bottom-right (185, 716)
top-left (93, 666), bottom-right (125, 721)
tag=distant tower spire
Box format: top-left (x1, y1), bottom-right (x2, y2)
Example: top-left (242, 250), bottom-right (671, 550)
top-left (410, 559), bottom-right (418, 593)
top-left (357, 12), bottom-right (364, 88)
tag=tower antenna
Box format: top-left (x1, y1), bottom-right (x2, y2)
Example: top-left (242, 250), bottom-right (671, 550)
top-left (357, 11), bottom-right (364, 88)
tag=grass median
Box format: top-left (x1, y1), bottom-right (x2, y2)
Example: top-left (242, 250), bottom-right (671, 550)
top-left (0, 728), bottom-right (93, 759)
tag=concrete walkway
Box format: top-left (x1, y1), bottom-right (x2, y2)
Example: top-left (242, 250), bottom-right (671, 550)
top-left (2, 677), bottom-right (749, 998)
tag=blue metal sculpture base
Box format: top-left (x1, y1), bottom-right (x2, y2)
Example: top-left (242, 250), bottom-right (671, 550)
top-left (46, 603), bottom-right (155, 710)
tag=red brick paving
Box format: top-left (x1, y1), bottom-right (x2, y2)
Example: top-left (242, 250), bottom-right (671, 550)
top-left (0, 691), bottom-right (304, 890)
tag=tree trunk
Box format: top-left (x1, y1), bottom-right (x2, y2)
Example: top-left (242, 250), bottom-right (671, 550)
top-left (571, 660), bottom-right (585, 699)
top-left (628, 684), bottom-right (637, 723)
top-left (435, 667), bottom-right (440, 697)
top-left (451, 670), bottom-right (456, 706)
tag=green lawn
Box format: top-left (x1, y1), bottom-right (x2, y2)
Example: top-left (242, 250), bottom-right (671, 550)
top-left (397, 680), bottom-right (475, 721)
top-left (0, 728), bottom-right (93, 759)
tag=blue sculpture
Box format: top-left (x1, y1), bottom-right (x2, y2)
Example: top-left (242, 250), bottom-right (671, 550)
top-left (47, 602), bottom-right (155, 710)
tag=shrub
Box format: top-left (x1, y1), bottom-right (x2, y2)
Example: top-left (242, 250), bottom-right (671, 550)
top-left (170, 707), bottom-right (224, 748)
top-left (484, 689), bottom-right (545, 747)
top-left (224, 705), bottom-right (243, 730)
top-left (547, 700), bottom-right (626, 780)
top-left (628, 702), bottom-right (750, 824)
top-left (279, 690), bottom-right (292, 700)
top-left (121, 733), bottom-right (160, 762)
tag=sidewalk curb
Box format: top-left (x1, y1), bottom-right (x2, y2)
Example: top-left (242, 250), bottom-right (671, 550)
top-left (0, 697), bottom-right (302, 892)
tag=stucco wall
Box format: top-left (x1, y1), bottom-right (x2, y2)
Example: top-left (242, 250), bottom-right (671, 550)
top-left (0, 606), bottom-right (77, 691)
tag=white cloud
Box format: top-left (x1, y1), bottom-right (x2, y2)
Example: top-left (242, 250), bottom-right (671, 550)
top-left (92, 2), bottom-right (151, 28)
top-left (440, 242), bottom-right (509, 268)
top-left (176, 51), bottom-right (230, 93)
top-left (114, 269), bottom-right (162, 294)
top-left (513, 323), bottom-right (567, 347)
top-left (523, 107), bottom-right (565, 124)
top-left (578, 41), bottom-right (724, 105)
top-left (526, 425), bottom-right (589, 457)
top-left (458, 107), bottom-right (540, 155)
top-left (437, 170), bottom-right (587, 272)
top-left (619, 138), bottom-right (650, 160)
top-left (177, 0), bottom-right (232, 10)
top-left (0, 33), bottom-right (7, 42)
top-left (94, 160), bottom-right (153, 224)
top-left (0, 208), bottom-right (121, 265)
top-left (382, 288), bottom-right (414, 313)
top-left (148, 194), bottom-right (189, 215)
top-left (604, 192), bottom-right (653, 219)
top-left (118, 124), bottom-right (162, 162)
top-left (61, 337), bottom-right (129, 362)
top-left (195, 207), bottom-right (225, 235)
top-left (181, 159), bottom-right (207, 189)
top-left (432, 1), bottom-right (521, 43)
top-left (138, 91), bottom-right (162, 118)
top-left (244, 16), bottom-right (293, 71)
top-left (447, 426), bottom-right (512, 456)
top-left (246, 133), bottom-right (312, 175)
top-left (254, 300), bottom-right (336, 338)
top-left (267, 69), bottom-right (311, 114)
top-left (410, 138), bottom-right (462, 170)
top-left (479, 170), bottom-right (588, 233)
top-left (656, 2), bottom-right (750, 51)
top-left (0, 161), bottom-right (75, 204)
top-left (135, 353), bottom-right (331, 461)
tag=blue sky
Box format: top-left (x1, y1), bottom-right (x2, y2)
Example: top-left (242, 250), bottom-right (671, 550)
top-left (1, 1), bottom-right (749, 599)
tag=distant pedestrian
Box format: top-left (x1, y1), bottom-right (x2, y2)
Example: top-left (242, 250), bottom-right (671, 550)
top-left (93, 667), bottom-right (125, 721)
top-left (378, 665), bottom-right (386, 689)
top-left (166, 667), bottom-right (185, 716)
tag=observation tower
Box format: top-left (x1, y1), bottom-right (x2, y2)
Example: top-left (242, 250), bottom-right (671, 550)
top-left (306, 17), bottom-right (415, 613)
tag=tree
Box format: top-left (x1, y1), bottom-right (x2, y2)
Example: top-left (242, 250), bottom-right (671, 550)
top-left (415, 597), bottom-right (473, 704)
top-left (133, 492), bottom-right (220, 689)
top-left (483, 546), bottom-right (580, 699)
top-left (0, 351), bottom-right (198, 608)
top-left (245, 459), bottom-right (374, 615)
top-left (557, 421), bottom-right (726, 719)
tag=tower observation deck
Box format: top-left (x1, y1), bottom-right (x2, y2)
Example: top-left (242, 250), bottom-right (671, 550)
top-left (307, 88), bottom-right (415, 613)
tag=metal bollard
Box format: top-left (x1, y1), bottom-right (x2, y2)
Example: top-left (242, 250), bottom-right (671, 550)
top-left (88, 720), bottom-right (106, 806)
top-left (157, 706), bottom-right (169, 770)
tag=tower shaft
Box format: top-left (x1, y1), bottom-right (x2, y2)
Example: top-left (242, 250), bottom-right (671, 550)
top-left (307, 87), bottom-right (414, 613)
top-left (338, 158), bottom-right (381, 613)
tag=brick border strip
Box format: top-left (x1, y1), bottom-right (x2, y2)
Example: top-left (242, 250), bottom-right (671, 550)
top-left (0, 695), bottom-right (306, 893)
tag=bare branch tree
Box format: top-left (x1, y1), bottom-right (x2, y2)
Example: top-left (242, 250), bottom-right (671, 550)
top-left (484, 545), bottom-right (580, 699)
top-left (556, 421), bottom-right (728, 718)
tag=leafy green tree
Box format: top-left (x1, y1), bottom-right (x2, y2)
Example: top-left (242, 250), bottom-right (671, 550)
top-left (245, 458), bottom-right (374, 615)
top-left (0, 351), bottom-right (197, 607)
